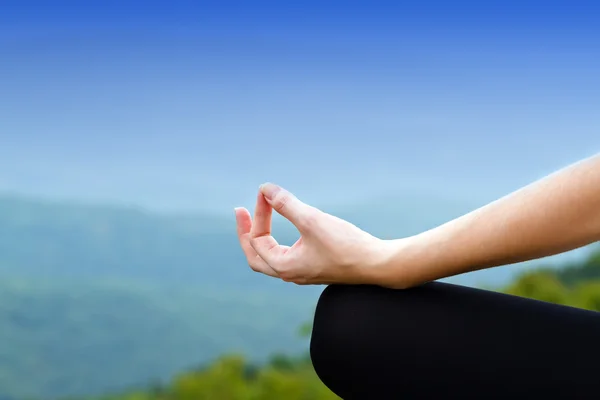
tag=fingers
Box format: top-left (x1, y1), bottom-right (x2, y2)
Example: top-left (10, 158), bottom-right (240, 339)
top-left (236, 183), bottom-right (319, 280)
top-left (250, 191), bottom-right (272, 237)
top-left (259, 183), bottom-right (318, 232)
top-left (235, 207), bottom-right (279, 277)
top-left (245, 193), bottom-right (283, 267)
top-left (247, 252), bottom-right (279, 278)
top-left (249, 234), bottom-right (287, 267)
top-left (235, 207), bottom-right (252, 237)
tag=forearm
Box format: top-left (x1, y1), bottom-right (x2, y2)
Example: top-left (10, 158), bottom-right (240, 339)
top-left (379, 154), bottom-right (600, 289)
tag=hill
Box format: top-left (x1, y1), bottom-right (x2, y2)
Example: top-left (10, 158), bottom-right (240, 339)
top-left (0, 192), bottom-right (595, 399)
top-left (0, 191), bottom-right (474, 399)
top-left (0, 276), bottom-right (315, 399)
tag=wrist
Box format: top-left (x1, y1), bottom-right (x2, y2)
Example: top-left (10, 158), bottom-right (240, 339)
top-left (366, 236), bottom-right (424, 289)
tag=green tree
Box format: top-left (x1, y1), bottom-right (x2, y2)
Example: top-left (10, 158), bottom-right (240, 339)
top-left (503, 270), bottom-right (571, 306)
top-left (572, 281), bottom-right (600, 312)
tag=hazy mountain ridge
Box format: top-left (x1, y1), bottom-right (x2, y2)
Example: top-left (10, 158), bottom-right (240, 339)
top-left (0, 194), bottom-right (260, 286)
top-left (0, 191), bottom-right (474, 284)
top-left (0, 192), bottom-right (595, 399)
top-left (0, 190), bottom-right (593, 288)
top-left (0, 276), bottom-right (312, 399)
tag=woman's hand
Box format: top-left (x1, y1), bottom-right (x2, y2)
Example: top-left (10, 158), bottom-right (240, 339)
top-left (236, 154), bottom-right (600, 289)
top-left (235, 183), bottom-right (392, 285)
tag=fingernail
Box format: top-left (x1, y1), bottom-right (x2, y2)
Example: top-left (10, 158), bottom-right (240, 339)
top-left (259, 182), bottom-right (281, 201)
top-left (234, 207), bottom-right (242, 221)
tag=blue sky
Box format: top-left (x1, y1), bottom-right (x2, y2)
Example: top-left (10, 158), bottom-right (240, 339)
top-left (1, 0), bottom-right (599, 214)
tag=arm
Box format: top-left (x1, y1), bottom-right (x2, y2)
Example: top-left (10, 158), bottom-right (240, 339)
top-left (378, 153), bottom-right (600, 289)
top-left (236, 153), bottom-right (600, 289)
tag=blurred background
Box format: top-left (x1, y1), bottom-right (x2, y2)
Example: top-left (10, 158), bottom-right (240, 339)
top-left (1, 1), bottom-right (599, 399)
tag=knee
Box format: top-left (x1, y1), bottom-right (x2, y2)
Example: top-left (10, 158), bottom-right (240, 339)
top-left (309, 284), bottom-right (344, 358)
top-left (309, 284), bottom-right (336, 366)
top-left (309, 284), bottom-right (390, 368)
top-left (309, 283), bottom-right (440, 388)
top-left (310, 284), bottom-right (383, 395)
top-left (309, 285), bottom-right (348, 394)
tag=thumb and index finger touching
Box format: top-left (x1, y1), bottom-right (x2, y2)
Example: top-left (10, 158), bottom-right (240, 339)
top-left (257, 183), bottom-right (316, 233)
top-left (247, 183), bottom-right (317, 265)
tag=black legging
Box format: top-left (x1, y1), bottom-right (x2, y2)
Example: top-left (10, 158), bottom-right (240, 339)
top-left (310, 282), bottom-right (600, 399)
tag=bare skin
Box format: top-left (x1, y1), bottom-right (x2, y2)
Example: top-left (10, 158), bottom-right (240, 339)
top-left (235, 153), bottom-right (600, 289)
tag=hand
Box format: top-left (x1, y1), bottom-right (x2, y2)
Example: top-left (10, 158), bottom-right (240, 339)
top-left (234, 183), bottom-right (392, 285)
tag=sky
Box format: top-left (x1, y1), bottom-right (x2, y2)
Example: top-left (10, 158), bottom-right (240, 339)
top-left (1, 0), bottom-right (600, 215)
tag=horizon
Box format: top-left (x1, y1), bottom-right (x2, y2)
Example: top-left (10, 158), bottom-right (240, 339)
top-left (0, 180), bottom-right (595, 290)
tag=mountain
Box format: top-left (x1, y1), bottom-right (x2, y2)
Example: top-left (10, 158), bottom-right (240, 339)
top-left (0, 191), bottom-right (593, 399)
top-left (0, 276), bottom-right (313, 400)
top-left (0, 194), bottom-right (322, 399)
top-left (0, 191), bottom-right (478, 287)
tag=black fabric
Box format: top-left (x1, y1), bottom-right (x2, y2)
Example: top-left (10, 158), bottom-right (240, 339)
top-left (310, 282), bottom-right (600, 399)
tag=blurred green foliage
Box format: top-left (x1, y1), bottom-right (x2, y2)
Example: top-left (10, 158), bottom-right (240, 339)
top-left (81, 355), bottom-right (338, 400)
top-left (502, 247), bottom-right (600, 311)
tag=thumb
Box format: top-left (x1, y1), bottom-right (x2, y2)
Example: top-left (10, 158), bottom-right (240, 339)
top-left (259, 183), bottom-right (316, 231)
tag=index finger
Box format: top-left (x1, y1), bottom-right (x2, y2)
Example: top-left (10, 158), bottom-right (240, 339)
top-left (250, 191), bottom-right (273, 238)
top-left (235, 207), bottom-right (279, 277)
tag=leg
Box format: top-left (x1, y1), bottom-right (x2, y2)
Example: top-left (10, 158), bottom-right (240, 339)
top-left (310, 282), bottom-right (600, 399)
